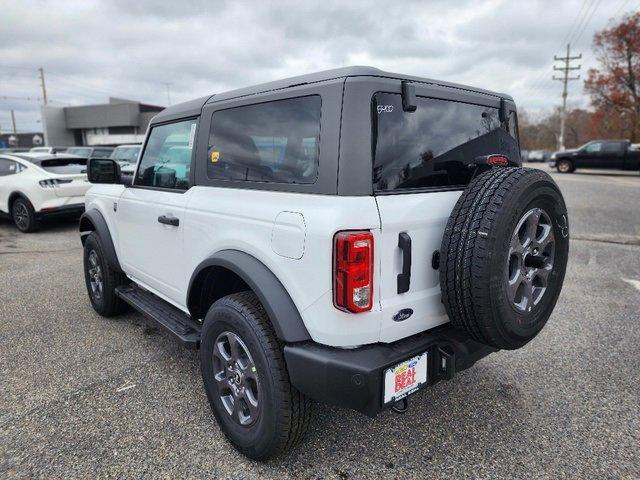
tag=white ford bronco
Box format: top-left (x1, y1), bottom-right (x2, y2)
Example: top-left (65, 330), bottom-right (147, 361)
top-left (80, 67), bottom-right (569, 460)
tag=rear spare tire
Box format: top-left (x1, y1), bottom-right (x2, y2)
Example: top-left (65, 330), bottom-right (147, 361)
top-left (440, 167), bottom-right (569, 350)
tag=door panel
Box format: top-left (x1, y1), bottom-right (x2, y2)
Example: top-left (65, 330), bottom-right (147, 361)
top-left (118, 187), bottom-right (192, 304)
top-left (116, 117), bottom-right (199, 306)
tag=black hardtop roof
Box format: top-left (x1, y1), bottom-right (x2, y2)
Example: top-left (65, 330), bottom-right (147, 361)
top-left (151, 66), bottom-right (513, 124)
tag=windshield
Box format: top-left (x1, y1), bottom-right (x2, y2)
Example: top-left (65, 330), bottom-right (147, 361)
top-left (110, 146), bottom-right (141, 163)
top-left (372, 93), bottom-right (520, 192)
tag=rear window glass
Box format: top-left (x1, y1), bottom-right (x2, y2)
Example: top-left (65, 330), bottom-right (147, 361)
top-left (66, 147), bottom-right (92, 157)
top-left (110, 146), bottom-right (141, 163)
top-left (39, 157), bottom-right (87, 174)
top-left (207, 96), bottom-right (321, 184)
top-left (92, 149), bottom-right (113, 158)
top-left (372, 93), bottom-right (519, 192)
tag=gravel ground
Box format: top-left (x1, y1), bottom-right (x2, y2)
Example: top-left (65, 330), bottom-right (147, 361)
top-left (1, 166), bottom-right (639, 479)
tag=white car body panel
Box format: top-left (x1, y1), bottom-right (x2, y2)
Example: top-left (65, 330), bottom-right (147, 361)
top-left (88, 180), bottom-right (458, 347)
top-left (182, 187), bottom-right (382, 346)
top-left (375, 191), bottom-right (460, 343)
top-left (0, 155), bottom-right (90, 215)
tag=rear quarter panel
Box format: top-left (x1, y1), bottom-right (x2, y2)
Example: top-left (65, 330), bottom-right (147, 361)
top-left (183, 187), bottom-right (384, 347)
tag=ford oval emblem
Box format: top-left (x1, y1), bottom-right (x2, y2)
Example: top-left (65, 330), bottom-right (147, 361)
top-left (393, 308), bottom-right (414, 322)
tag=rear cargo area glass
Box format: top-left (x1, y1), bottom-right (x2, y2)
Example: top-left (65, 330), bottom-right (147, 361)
top-left (372, 93), bottom-right (519, 192)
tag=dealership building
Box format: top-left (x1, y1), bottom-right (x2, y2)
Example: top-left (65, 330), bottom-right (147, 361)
top-left (42, 98), bottom-right (164, 146)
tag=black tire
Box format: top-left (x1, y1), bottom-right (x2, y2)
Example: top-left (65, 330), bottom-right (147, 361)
top-left (556, 159), bottom-right (574, 173)
top-left (83, 232), bottom-right (129, 316)
top-left (440, 167), bottom-right (569, 350)
top-left (11, 196), bottom-right (39, 233)
top-left (200, 292), bottom-right (312, 460)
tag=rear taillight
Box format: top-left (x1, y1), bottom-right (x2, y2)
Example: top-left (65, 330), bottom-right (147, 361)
top-left (333, 230), bottom-right (374, 313)
top-left (486, 154), bottom-right (509, 166)
top-left (39, 178), bottom-right (72, 188)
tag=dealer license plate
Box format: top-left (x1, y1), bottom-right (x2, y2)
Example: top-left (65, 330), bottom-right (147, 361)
top-left (383, 353), bottom-right (428, 404)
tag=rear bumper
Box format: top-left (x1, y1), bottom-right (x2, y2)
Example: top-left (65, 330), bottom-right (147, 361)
top-left (36, 203), bottom-right (85, 219)
top-left (284, 325), bottom-right (496, 417)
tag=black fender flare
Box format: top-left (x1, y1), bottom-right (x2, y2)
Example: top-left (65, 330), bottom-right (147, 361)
top-left (79, 209), bottom-right (123, 273)
top-left (188, 250), bottom-right (311, 343)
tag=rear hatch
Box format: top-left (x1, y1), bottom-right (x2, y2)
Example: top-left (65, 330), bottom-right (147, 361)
top-left (372, 90), bottom-right (520, 343)
top-left (39, 157), bottom-right (90, 198)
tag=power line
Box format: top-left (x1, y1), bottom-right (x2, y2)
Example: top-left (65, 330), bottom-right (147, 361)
top-left (570, 0), bottom-right (602, 46)
top-left (525, 0), bottom-right (592, 97)
top-left (553, 44), bottom-right (582, 150)
top-left (0, 95), bottom-right (42, 102)
top-left (613, 0), bottom-right (633, 17)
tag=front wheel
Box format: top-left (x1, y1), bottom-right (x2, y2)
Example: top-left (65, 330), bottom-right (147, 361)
top-left (200, 292), bottom-right (312, 460)
top-left (83, 233), bottom-right (129, 316)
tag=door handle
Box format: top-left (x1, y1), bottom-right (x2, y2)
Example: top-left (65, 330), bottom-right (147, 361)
top-left (397, 232), bottom-right (412, 294)
top-left (158, 214), bottom-right (179, 227)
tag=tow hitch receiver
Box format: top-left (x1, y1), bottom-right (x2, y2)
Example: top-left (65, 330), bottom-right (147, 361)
top-left (436, 345), bottom-right (456, 380)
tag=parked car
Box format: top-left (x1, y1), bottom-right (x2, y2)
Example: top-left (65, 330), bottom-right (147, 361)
top-left (79, 66), bottom-right (569, 460)
top-left (30, 146), bottom-right (68, 154)
top-left (109, 144), bottom-right (141, 166)
top-left (0, 153), bottom-right (90, 232)
top-left (527, 150), bottom-right (550, 162)
top-left (66, 146), bottom-right (114, 158)
top-left (550, 140), bottom-right (640, 173)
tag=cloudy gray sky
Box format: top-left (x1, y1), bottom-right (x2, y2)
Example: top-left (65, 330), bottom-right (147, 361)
top-left (0, 0), bottom-right (637, 133)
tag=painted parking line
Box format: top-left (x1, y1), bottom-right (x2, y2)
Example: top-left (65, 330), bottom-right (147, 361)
top-left (116, 383), bottom-right (137, 393)
top-left (622, 278), bottom-right (640, 292)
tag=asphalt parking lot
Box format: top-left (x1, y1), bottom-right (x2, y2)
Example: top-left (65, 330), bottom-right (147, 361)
top-left (1, 165), bottom-right (639, 479)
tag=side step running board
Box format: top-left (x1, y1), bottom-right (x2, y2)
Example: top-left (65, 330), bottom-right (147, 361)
top-left (115, 285), bottom-right (201, 349)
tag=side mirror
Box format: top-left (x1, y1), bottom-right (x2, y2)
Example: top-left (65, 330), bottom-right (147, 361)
top-left (87, 157), bottom-right (121, 184)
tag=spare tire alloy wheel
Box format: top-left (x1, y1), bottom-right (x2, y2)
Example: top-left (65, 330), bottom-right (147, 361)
top-left (212, 331), bottom-right (260, 426)
top-left (440, 167), bottom-right (569, 350)
top-left (507, 208), bottom-right (555, 313)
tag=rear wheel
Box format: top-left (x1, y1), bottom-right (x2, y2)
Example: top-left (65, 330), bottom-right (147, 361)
top-left (11, 197), bottom-right (39, 233)
top-left (556, 159), bottom-right (574, 173)
top-left (440, 167), bottom-right (569, 350)
top-left (200, 292), bottom-right (312, 460)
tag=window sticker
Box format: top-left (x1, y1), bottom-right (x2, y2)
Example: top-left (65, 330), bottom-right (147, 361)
top-left (210, 150), bottom-right (220, 163)
top-left (188, 123), bottom-right (197, 149)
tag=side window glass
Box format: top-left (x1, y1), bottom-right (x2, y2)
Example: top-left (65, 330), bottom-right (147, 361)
top-left (0, 159), bottom-right (20, 176)
top-left (585, 142), bottom-right (602, 153)
top-left (508, 110), bottom-right (519, 141)
top-left (207, 96), bottom-right (321, 184)
top-left (135, 119), bottom-right (197, 190)
top-left (601, 142), bottom-right (621, 154)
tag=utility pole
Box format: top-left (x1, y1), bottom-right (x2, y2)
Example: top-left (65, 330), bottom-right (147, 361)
top-left (553, 44), bottom-right (581, 150)
top-left (10, 110), bottom-right (17, 135)
top-left (38, 67), bottom-right (48, 105)
top-left (163, 82), bottom-right (172, 106)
